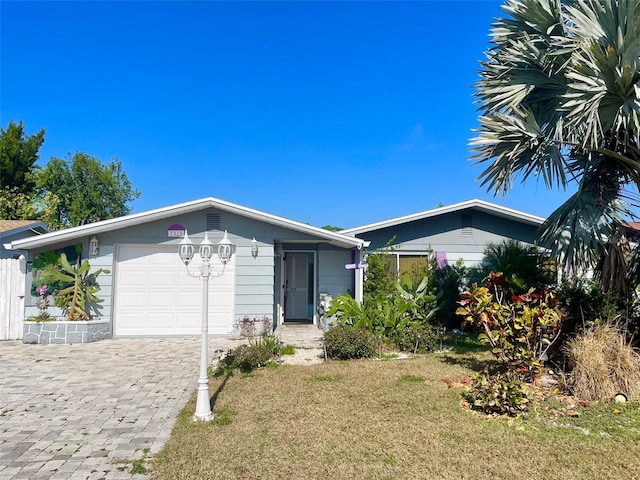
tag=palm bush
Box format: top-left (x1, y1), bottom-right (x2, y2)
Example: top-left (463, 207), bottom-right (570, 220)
top-left (471, 0), bottom-right (640, 280)
top-left (468, 239), bottom-right (556, 294)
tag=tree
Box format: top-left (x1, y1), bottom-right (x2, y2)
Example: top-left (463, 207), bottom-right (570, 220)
top-left (0, 121), bottom-right (45, 219)
top-left (35, 152), bottom-right (140, 228)
top-left (471, 0), bottom-right (640, 276)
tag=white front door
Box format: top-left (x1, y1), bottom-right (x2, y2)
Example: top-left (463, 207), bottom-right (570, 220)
top-left (285, 253), bottom-right (312, 320)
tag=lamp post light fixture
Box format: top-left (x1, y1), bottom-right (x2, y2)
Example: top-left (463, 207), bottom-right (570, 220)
top-left (179, 229), bottom-right (235, 421)
top-left (251, 237), bottom-right (259, 257)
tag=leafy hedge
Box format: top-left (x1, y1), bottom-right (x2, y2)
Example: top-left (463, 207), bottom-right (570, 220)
top-left (324, 325), bottom-right (376, 360)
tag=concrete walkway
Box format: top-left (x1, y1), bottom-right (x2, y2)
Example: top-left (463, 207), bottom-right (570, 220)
top-left (0, 326), bottom-right (325, 480)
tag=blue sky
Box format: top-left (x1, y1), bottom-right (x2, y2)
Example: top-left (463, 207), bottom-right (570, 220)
top-left (1, 0), bottom-right (573, 229)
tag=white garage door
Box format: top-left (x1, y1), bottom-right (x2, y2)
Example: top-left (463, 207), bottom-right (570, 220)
top-left (114, 245), bottom-right (235, 336)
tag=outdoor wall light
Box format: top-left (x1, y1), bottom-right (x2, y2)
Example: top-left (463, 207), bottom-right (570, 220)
top-left (251, 237), bottom-right (259, 257)
top-left (178, 229), bottom-right (235, 422)
top-left (89, 236), bottom-right (99, 256)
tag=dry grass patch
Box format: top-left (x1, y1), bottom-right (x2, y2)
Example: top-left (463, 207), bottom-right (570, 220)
top-left (567, 323), bottom-right (640, 401)
top-left (152, 352), bottom-right (640, 480)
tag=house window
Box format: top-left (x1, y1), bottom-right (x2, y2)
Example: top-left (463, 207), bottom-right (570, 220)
top-left (206, 213), bottom-right (221, 231)
top-left (398, 255), bottom-right (431, 279)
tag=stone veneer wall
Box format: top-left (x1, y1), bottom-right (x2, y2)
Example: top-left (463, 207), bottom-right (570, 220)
top-left (23, 319), bottom-right (111, 344)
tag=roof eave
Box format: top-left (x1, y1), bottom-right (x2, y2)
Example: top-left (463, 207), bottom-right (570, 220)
top-left (10, 197), bottom-right (365, 250)
top-left (342, 199), bottom-right (545, 236)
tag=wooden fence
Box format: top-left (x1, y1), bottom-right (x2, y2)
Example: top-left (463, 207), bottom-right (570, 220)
top-left (0, 256), bottom-right (26, 340)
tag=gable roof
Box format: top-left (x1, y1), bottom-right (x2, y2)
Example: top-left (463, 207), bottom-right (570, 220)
top-left (0, 220), bottom-right (48, 235)
top-left (342, 199), bottom-right (545, 236)
top-left (9, 197), bottom-right (367, 251)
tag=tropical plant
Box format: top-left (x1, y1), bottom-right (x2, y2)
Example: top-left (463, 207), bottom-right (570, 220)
top-left (467, 239), bottom-right (556, 294)
top-left (250, 334), bottom-right (282, 356)
top-left (457, 272), bottom-right (564, 379)
top-left (326, 295), bottom-right (383, 333)
top-left (471, 0), bottom-right (640, 278)
top-left (28, 285), bottom-right (52, 322)
top-left (328, 274), bottom-right (440, 342)
top-left (395, 273), bottom-right (440, 324)
top-left (40, 253), bottom-right (110, 320)
top-left (463, 370), bottom-right (531, 416)
top-left (435, 260), bottom-right (468, 329)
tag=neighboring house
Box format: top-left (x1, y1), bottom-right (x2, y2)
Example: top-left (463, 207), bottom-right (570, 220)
top-left (342, 199), bottom-right (545, 274)
top-left (8, 197), bottom-right (367, 338)
top-left (0, 220), bottom-right (48, 259)
top-left (1, 220), bottom-right (48, 340)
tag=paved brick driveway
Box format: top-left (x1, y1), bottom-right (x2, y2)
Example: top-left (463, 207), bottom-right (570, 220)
top-left (0, 338), bottom-right (240, 480)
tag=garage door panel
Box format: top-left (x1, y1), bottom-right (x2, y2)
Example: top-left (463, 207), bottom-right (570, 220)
top-left (118, 271), bottom-right (149, 287)
top-left (114, 245), bottom-right (235, 336)
top-left (148, 291), bottom-right (177, 306)
top-left (178, 291), bottom-right (202, 306)
top-left (118, 313), bottom-right (147, 329)
top-left (117, 291), bottom-right (148, 308)
top-left (149, 274), bottom-right (179, 287)
top-left (147, 314), bottom-right (177, 329)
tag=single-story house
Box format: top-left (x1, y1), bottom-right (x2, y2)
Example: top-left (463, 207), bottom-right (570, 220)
top-left (342, 199), bottom-right (546, 274)
top-left (8, 197), bottom-right (368, 340)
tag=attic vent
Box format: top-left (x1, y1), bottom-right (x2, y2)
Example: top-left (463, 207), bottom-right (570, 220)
top-left (207, 213), bottom-right (221, 231)
top-left (461, 213), bottom-right (473, 237)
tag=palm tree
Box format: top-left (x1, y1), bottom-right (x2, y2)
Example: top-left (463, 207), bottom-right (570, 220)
top-left (471, 0), bottom-right (640, 285)
top-left (468, 239), bottom-right (556, 293)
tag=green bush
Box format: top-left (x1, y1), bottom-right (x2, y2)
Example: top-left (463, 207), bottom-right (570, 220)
top-left (392, 323), bottom-right (437, 353)
top-left (220, 343), bottom-right (275, 373)
top-left (251, 334), bottom-right (281, 355)
top-left (462, 371), bottom-right (530, 416)
top-left (324, 325), bottom-right (376, 360)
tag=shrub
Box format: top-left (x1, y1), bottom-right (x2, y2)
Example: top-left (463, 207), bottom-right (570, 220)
top-left (220, 343), bottom-right (275, 373)
top-left (457, 272), bottom-right (564, 380)
top-left (462, 371), bottom-right (530, 416)
top-left (392, 323), bottom-right (437, 353)
top-left (251, 334), bottom-right (281, 356)
top-left (324, 325), bottom-right (376, 360)
top-left (566, 323), bottom-right (640, 402)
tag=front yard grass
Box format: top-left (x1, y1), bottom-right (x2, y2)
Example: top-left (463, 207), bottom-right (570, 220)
top-left (152, 349), bottom-right (640, 480)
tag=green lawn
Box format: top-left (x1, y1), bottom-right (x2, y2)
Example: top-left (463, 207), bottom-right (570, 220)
top-left (151, 349), bottom-right (640, 480)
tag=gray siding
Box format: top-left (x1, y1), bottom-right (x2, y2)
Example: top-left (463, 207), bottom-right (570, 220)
top-left (359, 209), bottom-right (541, 267)
top-left (23, 207), bottom-right (355, 331)
top-left (318, 248), bottom-right (352, 298)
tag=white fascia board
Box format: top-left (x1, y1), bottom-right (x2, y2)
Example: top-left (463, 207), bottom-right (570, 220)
top-left (342, 199), bottom-right (545, 236)
top-left (10, 197), bottom-right (365, 250)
